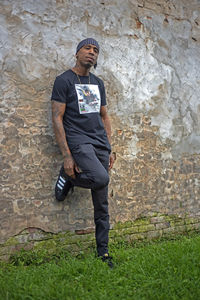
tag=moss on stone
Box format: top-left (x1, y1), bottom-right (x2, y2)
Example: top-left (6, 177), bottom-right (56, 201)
top-left (185, 224), bottom-right (198, 232)
top-left (4, 237), bottom-right (19, 247)
top-left (170, 220), bottom-right (185, 227)
top-left (121, 226), bottom-right (139, 235)
top-left (1, 213), bottom-right (200, 261)
top-left (185, 218), bottom-right (199, 225)
top-left (133, 218), bottom-right (151, 226)
top-left (138, 224), bottom-right (155, 233)
top-left (129, 233), bottom-right (146, 241)
top-left (110, 226), bottom-right (139, 238)
top-left (113, 221), bottom-right (134, 230)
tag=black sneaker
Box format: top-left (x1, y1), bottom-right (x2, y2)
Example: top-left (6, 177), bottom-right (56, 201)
top-left (101, 253), bottom-right (114, 268)
top-left (55, 166), bottom-right (73, 201)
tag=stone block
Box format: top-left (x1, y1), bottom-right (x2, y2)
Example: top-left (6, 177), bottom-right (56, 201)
top-left (75, 228), bottom-right (95, 235)
top-left (128, 233), bottom-right (146, 241)
top-left (146, 230), bottom-right (162, 240)
top-left (155, 222), bottom-right (170, 230)
top-left (133, 218), bottom-right (151, 226)
top-left (121, 226), bottom-right (139, 235)
top-left (170, 220), bottom-right (185, 227)
top-left (185, 218), bottom-right (199, 225)
top-left (174, 225), bottom-right (187, 233)
top-left (185, 224), bottom-right (200, 232)
top-left (138, 224), bottom-right (155, 233)
top-left (150, 216), bottom-right (166, 223)
top-left (162, 227), bottom-right (175, 235)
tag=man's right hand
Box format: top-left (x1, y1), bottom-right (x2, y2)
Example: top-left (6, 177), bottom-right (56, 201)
top-left (63, 154), bottom-right (76, 179)
top-left (63, 154), bottom-right (80, 179)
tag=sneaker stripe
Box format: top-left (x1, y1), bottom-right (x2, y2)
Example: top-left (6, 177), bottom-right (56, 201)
top-left (57, 183), bottom-right (63, 189)
top-left (58, 180), bottom-right (65, 187)
top-left (59, 176), bottom-right (66, 183)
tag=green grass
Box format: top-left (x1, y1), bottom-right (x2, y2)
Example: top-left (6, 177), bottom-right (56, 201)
top-left (0, 234), bottom-right (200, 300)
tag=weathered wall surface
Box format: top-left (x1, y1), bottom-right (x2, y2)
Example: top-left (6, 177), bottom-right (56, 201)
top-left (1, 0), bottom-right (200, 247)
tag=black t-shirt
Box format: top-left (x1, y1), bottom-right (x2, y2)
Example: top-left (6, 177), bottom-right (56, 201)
top-left (51, 69), bottom-right (111, 152)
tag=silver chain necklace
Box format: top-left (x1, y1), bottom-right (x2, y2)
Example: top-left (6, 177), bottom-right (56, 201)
top-left (76, 73), bottom-right (90, 85)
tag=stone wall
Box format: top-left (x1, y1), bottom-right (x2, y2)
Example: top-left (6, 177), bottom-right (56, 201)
top-left (1, 0), bottom-right (200, 256)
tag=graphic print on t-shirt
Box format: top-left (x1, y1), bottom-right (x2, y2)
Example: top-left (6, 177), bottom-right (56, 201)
top-left (75, 84), bottom-right (101, 114)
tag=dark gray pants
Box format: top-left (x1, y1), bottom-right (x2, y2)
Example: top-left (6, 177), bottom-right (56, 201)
top-left (70, 144), bottom-right (110, 256)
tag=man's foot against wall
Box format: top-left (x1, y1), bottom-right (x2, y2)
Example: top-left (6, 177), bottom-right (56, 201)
top-left (55, 166), bottom-right (74, 201)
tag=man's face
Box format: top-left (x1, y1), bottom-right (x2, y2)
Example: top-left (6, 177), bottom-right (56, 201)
top-left (76, 44), bottom-right (99, 68)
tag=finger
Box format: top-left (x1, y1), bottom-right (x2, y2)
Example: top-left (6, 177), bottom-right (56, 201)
top-left (70, 174), bottom-right (76, 180)
top-left (109, 159), bottom-right (113, 170)
top-left (75, 164), bottom-right (81, 173)
top-left (67, 170), bottom-right (75, 179)
top-left (64, 167), bottom-right (75, 178)
top-left (113, 152), bottom-right (117, 160)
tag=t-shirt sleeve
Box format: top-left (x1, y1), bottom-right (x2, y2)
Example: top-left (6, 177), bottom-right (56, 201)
top-left (51, 76), bottom-right (68, 103)
top-left (99, 80), bottom-right (107, 106)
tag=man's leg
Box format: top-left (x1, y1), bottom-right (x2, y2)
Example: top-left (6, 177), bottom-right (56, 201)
top-left (70, 144), bottom-right (109, 191)
top-left (71, 144), bottom-right (110, 257)
top-left (55, 144), bottom-right (109, 200)
top-left (91, 183), bottom-right (109, 256)
top-left (90, 147), bottom-right (110, 257)
top-left (55, 144), bottom-right (110, 258)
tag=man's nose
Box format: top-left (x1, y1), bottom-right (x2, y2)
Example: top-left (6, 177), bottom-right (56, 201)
top-left (89, 48), bottom-right (95, 55)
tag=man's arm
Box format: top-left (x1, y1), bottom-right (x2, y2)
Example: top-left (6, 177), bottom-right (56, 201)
top-left (51, 100), bottom-right (78, 179)
top-left (100, 106), bottom-right (116, 170)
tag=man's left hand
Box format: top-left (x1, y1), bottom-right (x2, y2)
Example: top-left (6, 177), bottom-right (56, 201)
top-left (109, 152), bottom-right (116, 170)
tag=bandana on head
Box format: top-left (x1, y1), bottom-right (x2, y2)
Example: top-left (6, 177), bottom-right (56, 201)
top-left (76, 38), bottom-right (99, 68)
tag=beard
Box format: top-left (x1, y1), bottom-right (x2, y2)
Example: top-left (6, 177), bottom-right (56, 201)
top-left (80, 60), bottom-right (94, 69)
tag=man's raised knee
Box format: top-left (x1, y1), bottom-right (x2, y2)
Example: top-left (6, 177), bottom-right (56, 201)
top-left (93, 171), bottom-right (109, 190)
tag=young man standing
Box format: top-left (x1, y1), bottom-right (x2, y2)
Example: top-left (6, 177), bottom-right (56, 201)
top-left (51, 38), bottom-right (115, 267)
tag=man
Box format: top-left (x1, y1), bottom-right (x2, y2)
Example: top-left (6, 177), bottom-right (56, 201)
top-left (51, 38), bottom-right (115, 267)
